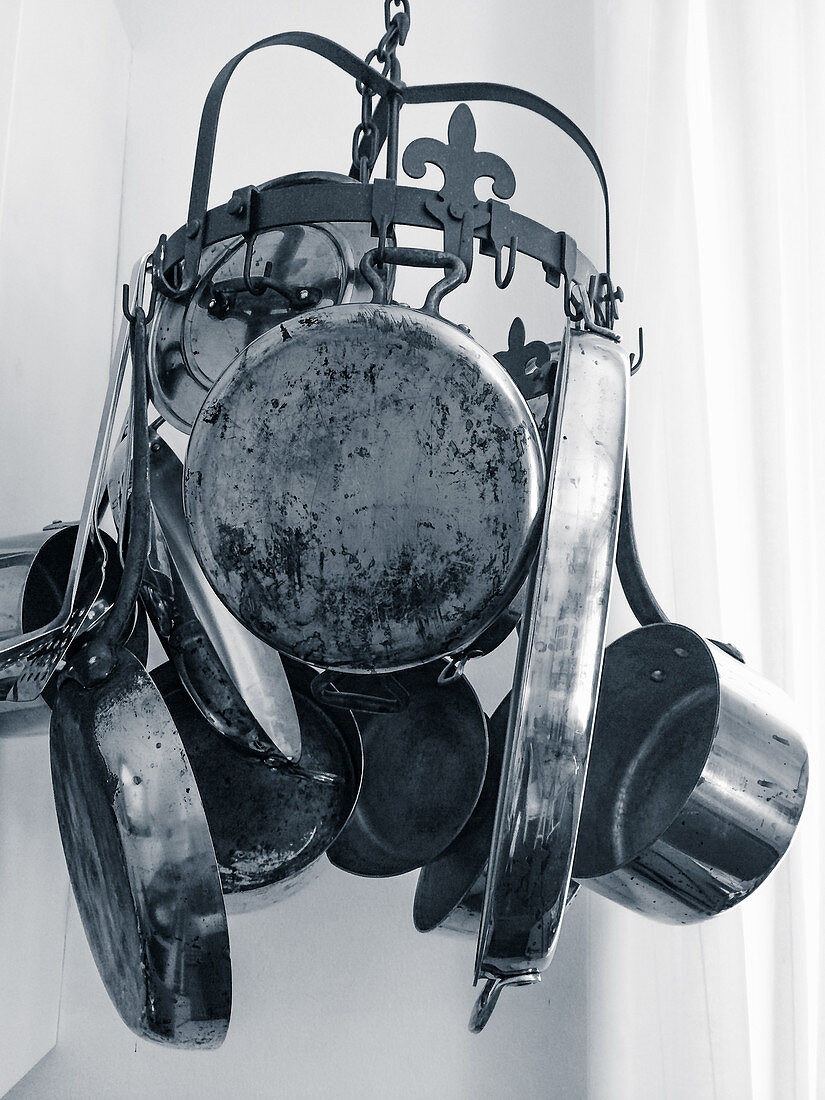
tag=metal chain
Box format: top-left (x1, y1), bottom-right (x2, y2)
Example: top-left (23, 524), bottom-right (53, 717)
top-left (351, 0), bottom-right (410, 183)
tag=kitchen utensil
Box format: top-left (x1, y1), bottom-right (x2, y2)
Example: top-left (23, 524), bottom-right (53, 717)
top-left (573, 623), bottom-right (808, 922)
top-left (109, 428), bottom-right (307, 771)
top-left (50, 304), bottom-right (231, 1047)
top-left (0, 312), bottom-right (134, 700)
top-left (184, 245), bottom-right (546, 672)
top-left (148, 428), bottom-right (302, 761)
top-left (152, 656), bottom-right (363, 912)
top-left (473, 325), bottom-right (629, 1030)
top-left (327, 658), bottom-right (488, 877)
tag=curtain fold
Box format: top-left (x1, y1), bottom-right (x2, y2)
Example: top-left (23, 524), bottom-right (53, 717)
top-left (590, 3), bottom-right (823, 1097)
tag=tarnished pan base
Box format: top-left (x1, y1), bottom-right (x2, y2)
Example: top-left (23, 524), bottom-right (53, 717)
top-left (184, 304), bottom-right (545, 671)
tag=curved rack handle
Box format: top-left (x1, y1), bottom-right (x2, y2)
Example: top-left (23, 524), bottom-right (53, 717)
top-left (167, 32), bottom-right (400, 299)
top-left (616, 458), bottom-right (746, 663)
top-left (360, 80), bottom-right (611, 277)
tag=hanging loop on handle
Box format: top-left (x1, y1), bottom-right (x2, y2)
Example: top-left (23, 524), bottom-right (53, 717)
top-left (161, 32), bottom-right (400, 300)
top-left (468, 974), bottom-right (541, 1033)
top-left (360, 246), bottom-right (467, 314)
top-left (311, 669), bottom-right (410, 714)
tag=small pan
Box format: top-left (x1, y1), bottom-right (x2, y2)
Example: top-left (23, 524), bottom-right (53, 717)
top-left (327, 660), bottom-right (488, 878)
top-left (50, 303), bottom-right (231, 1047)
top-left (414, 692), bottom-right (510, 934)
top-left (152, 657), bottom-right (363, 912)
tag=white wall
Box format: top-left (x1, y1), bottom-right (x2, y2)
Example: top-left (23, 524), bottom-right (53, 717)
top-left (0, 0), bottom-right (130, 1093)
top-left (5, 2), bottom-right (601, 1097)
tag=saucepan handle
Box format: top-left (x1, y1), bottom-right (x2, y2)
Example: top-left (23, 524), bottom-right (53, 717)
top-left (359, 246), bottom-right (467, 314)
top-left (311, 669), bottom-right (410, 714)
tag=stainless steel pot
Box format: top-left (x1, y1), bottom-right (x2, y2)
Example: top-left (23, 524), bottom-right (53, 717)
top-left (0, 523), bottom-right (145, 701)
top-left (573, 623), bottom-right (809, 923)
top-left (183, 246), bottom-right (546, 672)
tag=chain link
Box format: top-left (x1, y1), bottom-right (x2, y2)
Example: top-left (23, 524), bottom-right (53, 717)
top-left (351, 1), bottom-right (410, 183)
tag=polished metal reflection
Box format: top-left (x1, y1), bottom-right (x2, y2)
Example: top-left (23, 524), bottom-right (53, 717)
top-left (148, 430), bottom-right (302, 761)
top-left (574, 623), bottom-right (809, 922)
top-left (148, 172), bottom-right (379, 433)
top-left (153, 657), bottom-right (363, 912)
top-left (475, 326), bottom-right (629, 1013)
top-left (50, 650), bottom-right (231, 1047)
top-left (0, 524), bottom-right (136, 700)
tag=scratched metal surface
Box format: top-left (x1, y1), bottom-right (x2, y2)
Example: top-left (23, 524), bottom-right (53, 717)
top-left (184, 304), bottom-right (545, 671)
top-left (476, 327), bottom-right (629, 983)
top-left (49, 650), bottom-right (231, 1047)
top-left (152, 658), bottom-right (361, 905)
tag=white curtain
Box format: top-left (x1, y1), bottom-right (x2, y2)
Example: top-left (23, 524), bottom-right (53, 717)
top-left (588, 3), bottom-right (823, 1097)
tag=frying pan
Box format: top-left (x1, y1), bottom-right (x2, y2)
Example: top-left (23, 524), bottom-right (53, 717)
top-left (49, 304), bottom-right (231, 1047)
top-left (414, 692), bottom-right (510, 934)
top-left (183, 246), bottom-right (545, 672)
top-left (327, 658), bottom-right (488, 877)
top-left (473, 326), bottom-right (629, 1030)
top-left (152, 657), bottom-right (363, 912)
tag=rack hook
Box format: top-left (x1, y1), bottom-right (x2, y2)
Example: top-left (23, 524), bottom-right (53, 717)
top-left (629, 327), bottom-right (644, 375)
top-left (494, 235), bottom-right (518, 289)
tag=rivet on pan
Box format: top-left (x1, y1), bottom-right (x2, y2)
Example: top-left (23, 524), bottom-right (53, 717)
top-left (650, 669), bottom-right (665, 682)
top-left (674, 647), bottom-right (689, 658)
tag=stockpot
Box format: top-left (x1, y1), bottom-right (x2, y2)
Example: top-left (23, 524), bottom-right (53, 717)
top-left (573, 622), bottom-right (809, 923)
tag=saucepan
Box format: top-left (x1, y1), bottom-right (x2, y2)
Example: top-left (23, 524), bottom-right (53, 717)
top-left (572, 463), bottom-right (809, 922)
top-left (183, 245), bottom-right (546, 672)
top-left (0, 523), bottom-right (147, 702)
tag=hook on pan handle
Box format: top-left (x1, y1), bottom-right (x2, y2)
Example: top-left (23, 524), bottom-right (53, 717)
top-left (360, 246), bottom-right (467, 314)
top-left (629, 327), bottom-right (644, 375)
top-left (493, 235), bottom-right (518, 290)
top-left (468, 973), bottom-right (542, 1033)
top-left (311, 669), bottom-right (410, 714)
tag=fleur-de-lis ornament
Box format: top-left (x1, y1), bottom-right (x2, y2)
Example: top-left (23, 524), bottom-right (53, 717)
top-left (402, 104), bottom-right (516, 275)
top-left (494, 317), bottom-right (558, 401)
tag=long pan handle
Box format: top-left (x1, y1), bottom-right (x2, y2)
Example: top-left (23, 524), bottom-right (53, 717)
top-left (148, 430), bottom-right (303, 761)
top-left (473, 326), bottom-right (629, 1025)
